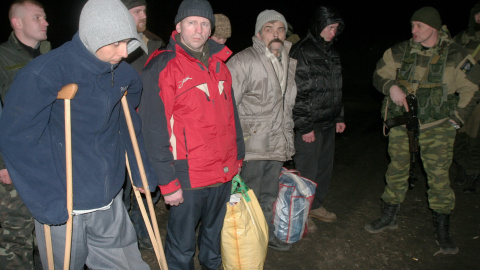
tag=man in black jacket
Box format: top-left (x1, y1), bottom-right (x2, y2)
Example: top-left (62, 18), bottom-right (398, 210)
top-left (290, 6), bottom-right (345, 229)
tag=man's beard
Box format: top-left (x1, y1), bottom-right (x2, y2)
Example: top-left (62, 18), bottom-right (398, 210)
top-left (137, 19), bottom-right (147, 33)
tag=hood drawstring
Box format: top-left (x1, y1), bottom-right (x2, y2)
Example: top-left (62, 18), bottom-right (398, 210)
top-left (111, 64), bottom-right (114, 87)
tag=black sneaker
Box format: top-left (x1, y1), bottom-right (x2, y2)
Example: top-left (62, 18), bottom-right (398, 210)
top-left (137, 237), bottom-right (154, 251)
top-left (268, 236), bottom-right (292, 251)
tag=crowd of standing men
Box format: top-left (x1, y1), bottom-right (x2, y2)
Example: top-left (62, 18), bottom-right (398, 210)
top-left (0, 0), bottom-right (479, 269)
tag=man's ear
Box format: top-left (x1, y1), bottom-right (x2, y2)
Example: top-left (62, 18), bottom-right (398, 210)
top-left (256, 32), bottom-right (261, 39)
top-left (11, 17), bottom-right (22, 30)
top-left (175, 22), bottom-right (181, 33)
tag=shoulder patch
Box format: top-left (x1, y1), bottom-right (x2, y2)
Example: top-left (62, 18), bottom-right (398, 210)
top-left (466, 64), bottom-right (480, 85)
top-left (460, 58), bottom-right (474, 75)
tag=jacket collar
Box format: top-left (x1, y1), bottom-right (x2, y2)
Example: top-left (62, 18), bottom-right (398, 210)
top-left (9, 31), bottom-right (51, 56)
top-left (409, 26), bottom-right (452, 54)
top-left (168, 30), bottom-right (233, 64)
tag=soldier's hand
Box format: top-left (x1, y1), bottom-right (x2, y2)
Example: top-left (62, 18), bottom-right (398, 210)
top-left (389, 85), bottom-right (409, 112)
top-left (164, 189), bottom-right (184, 206)
top-left (0, 169), bottom-right (12, 185)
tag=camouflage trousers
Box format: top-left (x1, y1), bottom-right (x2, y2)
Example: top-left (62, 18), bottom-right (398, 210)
top-left (0, 183), bottom-right (35, 269)
top-left (382, 121), bottom-right (456, 214)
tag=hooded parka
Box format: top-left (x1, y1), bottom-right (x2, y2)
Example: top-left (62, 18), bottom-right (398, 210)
top-left (289, 6), bottom-right (345, 134)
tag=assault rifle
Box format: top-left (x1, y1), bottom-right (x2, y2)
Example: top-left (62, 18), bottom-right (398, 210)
top-left (384, 94), bottom-right (420, 189)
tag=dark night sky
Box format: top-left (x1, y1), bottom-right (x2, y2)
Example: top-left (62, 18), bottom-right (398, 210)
top-left (0, 0), bottom-right (477, 52)
top-left (0, 0), bottom-right (478, 97)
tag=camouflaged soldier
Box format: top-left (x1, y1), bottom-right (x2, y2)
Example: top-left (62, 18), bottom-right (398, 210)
top-left (0, 0), bottom-right (50, 268)
top-left (452, 1), bottom-right (480, 193)
top-left (365, 6), bottom-right (480, 255)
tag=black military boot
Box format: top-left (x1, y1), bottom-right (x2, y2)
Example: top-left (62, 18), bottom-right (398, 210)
top-left (463, 174), bottom-right (478, 194)
top-left (454, 165), bottom-right (467, 186)
top-left (364, 202), bottom-right (400, 233)
top-left (433, 212), bottom-right (459, 255)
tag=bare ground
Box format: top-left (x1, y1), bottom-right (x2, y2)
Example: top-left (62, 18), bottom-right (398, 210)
top-left (141, 96), bottom-right (480, 270)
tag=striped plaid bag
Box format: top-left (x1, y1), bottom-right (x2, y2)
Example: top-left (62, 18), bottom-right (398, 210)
top-left (273, 167), bottom-right (317, 243)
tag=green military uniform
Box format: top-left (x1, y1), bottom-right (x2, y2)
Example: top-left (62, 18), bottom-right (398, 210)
top-left (373, 26), bottom-right (479, 214)
top-left (0, 32), bottom-right (50, 269)
top-left (452, 2), bottom-right (480, 189)
top-left (367, 7), bottom-right (478, 255)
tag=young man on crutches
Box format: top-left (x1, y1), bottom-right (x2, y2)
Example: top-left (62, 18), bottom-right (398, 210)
top-left (0, 0), bottom-right (159, 269)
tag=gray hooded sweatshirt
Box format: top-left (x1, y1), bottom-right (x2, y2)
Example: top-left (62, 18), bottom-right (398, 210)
top-left (79, 0), bottom-right (147, 55)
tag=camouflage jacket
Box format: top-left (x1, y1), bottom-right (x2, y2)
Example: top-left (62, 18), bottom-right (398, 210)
top-left (373, 26), bottom-right (479, 130)
top-left (0, 32), bottom-right (50, 170)
top-left (0, 32), bottom-right (51, 102)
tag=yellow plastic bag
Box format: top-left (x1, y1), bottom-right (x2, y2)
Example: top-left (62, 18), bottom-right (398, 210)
top-left (221, 175), bottom-right (268, 270)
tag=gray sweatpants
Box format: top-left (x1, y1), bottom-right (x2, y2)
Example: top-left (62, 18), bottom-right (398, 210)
top-left (35, 191), bottom-right (150, 270)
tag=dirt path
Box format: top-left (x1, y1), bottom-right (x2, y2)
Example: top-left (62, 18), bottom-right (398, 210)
top-left (141, 97), bottom-right (480, 270)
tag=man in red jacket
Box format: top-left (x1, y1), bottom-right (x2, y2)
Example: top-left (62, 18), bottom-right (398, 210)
top-left (138, 0), bottom-right (245, 269)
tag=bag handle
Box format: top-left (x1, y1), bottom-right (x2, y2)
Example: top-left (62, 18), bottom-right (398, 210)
top-left (231, 174), bottom-right (251, 202)
top-left (281, 168), bottom-right (301, 176)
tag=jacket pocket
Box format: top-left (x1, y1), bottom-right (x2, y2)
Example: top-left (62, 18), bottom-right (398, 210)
top-left (242, 117), bottom-right (270, 154)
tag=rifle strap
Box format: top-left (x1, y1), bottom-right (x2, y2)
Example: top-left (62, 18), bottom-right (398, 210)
top-left (383, 98), bottom-right (390, 137)
top-left (472, 42), bottom-right (480, 59)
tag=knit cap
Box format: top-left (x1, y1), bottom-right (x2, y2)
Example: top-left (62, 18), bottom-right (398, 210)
top-left (410, 6), bottom-right (442, 30)
top-left (79, 0), bottom-right (147, 55)
top-left (120, 0), bottom-right (146, 10)
top-left (255, 9), bottom-right (288, 35)
top-left (174, 0), bottom-right (215, 28)
top-left (213, 14), bottom-right (231, 39)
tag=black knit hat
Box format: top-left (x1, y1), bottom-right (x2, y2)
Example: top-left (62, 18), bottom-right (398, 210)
top-left (411, 6), bottom-right (442, 30)
top-left (119, 0), bottom-right (146, 10)
top-left (174, 0), bottom-right (215, 27)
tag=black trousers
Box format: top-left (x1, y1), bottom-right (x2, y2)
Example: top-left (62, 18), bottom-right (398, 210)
top-left (293, 125), bottom-right (335, 210)
top-left (164, 181), bottom-right (231, 270)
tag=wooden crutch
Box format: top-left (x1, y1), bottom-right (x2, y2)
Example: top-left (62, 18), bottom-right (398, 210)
top-left (125, 154), bottom-right (165, 268)
top-left (44, 83), bottom-right (78, 270)
top-left (121, 93), bottom-right (168, 270)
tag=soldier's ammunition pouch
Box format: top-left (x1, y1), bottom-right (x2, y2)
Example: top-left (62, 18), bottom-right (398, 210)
top-left (415, 84), bottom-right (458, 124)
